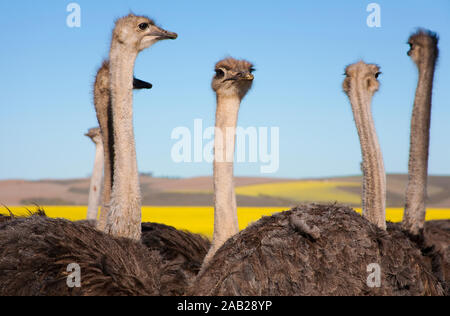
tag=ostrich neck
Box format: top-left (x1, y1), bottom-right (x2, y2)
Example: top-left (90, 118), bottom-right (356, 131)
top-left (349, 83), bottom-right (386, 230)
top-left (209, 95), bottom-right (241, 260)
top-left (106, 44), bottom-right (142, 240)
top-left (97, 102), bottom-right (115, 230)
top-left (403, 59), bottom-right (437, 235)
top-left (95, 82), bottom-right (114, 231)
top-left (87, 140), bottom-right (104, 221)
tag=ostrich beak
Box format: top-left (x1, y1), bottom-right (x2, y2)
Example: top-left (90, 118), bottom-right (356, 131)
top-left (225, 73), bottom-right (255, 82)
top-left (241, 73), bottom-right (255, 81)
top-left (149, 27), bottom-right (178, 40)
top-left (133, 78), bottom-right (153, 90)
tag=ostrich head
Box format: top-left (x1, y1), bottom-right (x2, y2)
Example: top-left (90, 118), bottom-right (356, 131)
top-left (113, 14), bottom-right (178, 52)
top-left (343, 61), bottom-right (381, 97)
top-left (85, 127), bottom-right (102, 144)
top-left (407, 29), bottom-right (439, 66)
top-left (212, 58), bottom-right (255, 99)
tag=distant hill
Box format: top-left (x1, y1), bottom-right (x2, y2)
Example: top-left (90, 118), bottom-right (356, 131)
top-left (0, 174), bottom-right (449, 208)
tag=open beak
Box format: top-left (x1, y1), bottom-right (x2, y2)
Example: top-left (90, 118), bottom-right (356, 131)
top-left (133, 78), bottom-right (153, 90)
top-left (149, 27), bottom-right (178, 40)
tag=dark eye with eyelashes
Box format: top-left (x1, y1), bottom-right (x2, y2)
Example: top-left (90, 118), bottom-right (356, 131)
top-left (375, 72), bottom-right (381, 79)
top-left (138, 23), bottom-right (149, 31)
top-left (215, 69), bottom-right (225, 79)
top-left (250, 68), bottom-right (256, 73)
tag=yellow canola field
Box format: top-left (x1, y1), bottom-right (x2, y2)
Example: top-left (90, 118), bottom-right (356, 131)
top-left (174, 181), bottom-right (362, 205)
top-left (2, 206), bottom-right (449, 238)
top-left (236, 181), bottom-right (362, 204)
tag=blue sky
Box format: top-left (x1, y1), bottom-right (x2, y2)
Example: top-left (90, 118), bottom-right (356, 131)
top-left (0, 0), bottom-right (449, 180)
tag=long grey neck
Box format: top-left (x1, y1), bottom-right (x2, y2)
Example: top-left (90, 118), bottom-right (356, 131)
top-left (95, 79), bottom-right (114, 232)
top-left (202, 95), bottom-right (241, 269)
top-left (97, 102), bottom-right (115, 231)
top-left (403, 58), bottom-right (437, 235)
top-left (87, 139), bottom-right (104, 221)
top-left (105, 43), bottom-right (142, 240)
top-left (349, 82), bottom-right (386, 230)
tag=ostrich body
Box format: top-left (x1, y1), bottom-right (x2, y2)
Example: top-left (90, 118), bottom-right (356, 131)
top-left (0, 214), bottom-right (10, 224)
top-left (403, 30), bottom-right (439, 236)
top-left (141, 222), bottom-right (210, 295)
top-left (0, 215), bottom-right (163, 296)
top-left (424, 220), bottom-right (450, 290)
top-left (190, 204), bottom-right (444, 296)
top-left (202, 58), bottom-right (254, 267)
top-left (0, 210), bottom-right (209, 296)
top-left (343, 61), bottom-right (386, 230)
top-left (85, 127), bottom-right (104, 221)
top-left (94, 61), bottom-right (152, 231)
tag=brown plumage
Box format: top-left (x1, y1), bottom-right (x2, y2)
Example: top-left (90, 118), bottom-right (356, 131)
top-left (190, 204), bottom-right (445, 296)
top-left (424, 220), bottom-right (450, 292)
top-left (0, 214), bottom-right (10, 224)
top-left (0, 215), bottom-right (164, 296)
top-left (141, 223), bottom-right (210, 296)
top-left (0, 210), bottom-right (210, 296)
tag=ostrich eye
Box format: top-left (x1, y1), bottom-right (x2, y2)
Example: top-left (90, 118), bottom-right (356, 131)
top-left (375, 72), bottom-right (381, 79)
top-left (138, 23), bottom-right (149, 31)
top-left (215, 69), bottom-right (225, 79)
top-left (250, 68), bottom-right (256, 73)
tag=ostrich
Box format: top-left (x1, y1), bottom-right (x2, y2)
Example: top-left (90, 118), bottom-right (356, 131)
top-left (91, 20), bottom-right (209, 291)
top-left (343, 61), bottom-right (386, 230)
top-left (93, 66), bottom-right (210, 292)
top-left (400, 29), bottom-right (449, 290)
top-left (201, 58), bottom-right (255, 267)
top-left (403, 30), bottom-right (439, 236)
top-left (103, 14), bottom-right (178, 240)
top-left (189, 61), bottom-right (444, 296)
top-left (0, 14), bottom-right (185, 296)
top-left (85, 127), bottom-right (104, 221)
top-left (93, 60), bottom-right (152, 231)
top-left (93, 66), bottom-right (210, 293)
